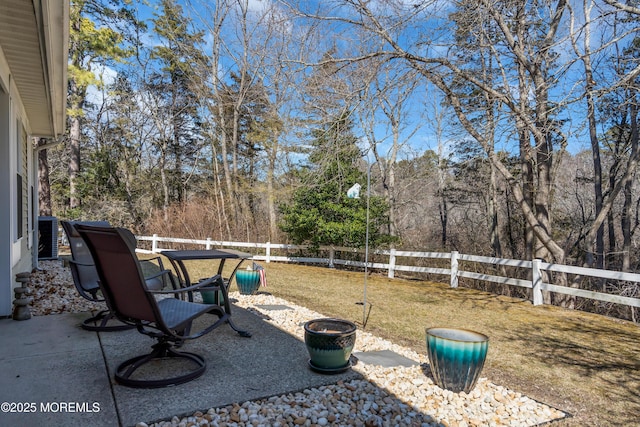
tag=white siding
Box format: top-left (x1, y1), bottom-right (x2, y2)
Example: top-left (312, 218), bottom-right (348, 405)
top-left (0, 48), bottom-right (36, 317)
top-left (0, 72), bottom-right (12, 317)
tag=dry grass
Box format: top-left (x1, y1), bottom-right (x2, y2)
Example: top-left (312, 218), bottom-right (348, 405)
top-left (163, 257), bottom-right (640, 426)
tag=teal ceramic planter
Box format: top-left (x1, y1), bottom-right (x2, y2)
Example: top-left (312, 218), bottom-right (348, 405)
top-left (235, 269), bottom-right (261, 295)
top-left (425, 327), bottom-right (489, 393)
top-left (304, 318), bottom-right (356, 373)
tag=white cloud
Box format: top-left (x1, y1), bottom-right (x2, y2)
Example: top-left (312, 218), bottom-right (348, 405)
top-left (247, 0), bottom-right (270, 13)
top-left (86, 64), bottom-right (118, 106)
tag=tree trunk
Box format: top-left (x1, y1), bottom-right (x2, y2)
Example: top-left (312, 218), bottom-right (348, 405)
top-left (608, 169), bottom-right (616, 266)
top-left (209, 137), bottom-right (232, 239)
top-left (172, 89), bottom-right (184, 204)
top-left (489, 165), bottom-right (502, 258)
top-left (584, 37), bottom-right (604, 271)
top-left (439, 196), bottom-right (448, 248)
top-left (218, 104), bottom-right (234, 221)
top-left (520, 130), bottom-right (535, 261)
top-left (159, 146), bottom-right (169, 222)
top-left (266, 169), bottom-right (277, 241)
top-left (622, 102), bottom-right (638, 272)
top-left (505, 187), bottom-right (517, 257)
top-left (534, 135), bottom-right (555, 305)
top-left (69, 116), bottom-right (81, 210)
top-left (266, 147), bottom-right (278, 241)
top-left (37, 144), bottom-right (52, 217)
top-left (516, 56), bottom-right (535, 261)
top-left (386, 160), bottom-right (399, 238)
top-left (437, 134), bottom-right (448, 248)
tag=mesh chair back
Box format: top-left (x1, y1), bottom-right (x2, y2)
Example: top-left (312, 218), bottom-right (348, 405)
top-left (76, 225), bottom-right (158, 323)
top-left (61, 220), bottom-right (111, 294)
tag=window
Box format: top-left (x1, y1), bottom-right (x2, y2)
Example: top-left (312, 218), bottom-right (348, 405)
top-left (16, 173), bottom-right (22, 239)
top-left (15, 119), bottom-right (26, 240)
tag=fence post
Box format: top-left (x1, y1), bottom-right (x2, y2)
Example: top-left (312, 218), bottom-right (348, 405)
top-left (265, 242), bottom-right (271, 263)
top-left (532, 259), bottom-right (543, 306)
top-left (388, 248), bottom-right (396, 278)
top-left (152, 234), bottom-right (159, 253)
top-left (205, 238), bottom-right (212, 250)
top-left (451, 251), bottom-right (459, 288)
top-left (328, 248), bottom-right (335, 268)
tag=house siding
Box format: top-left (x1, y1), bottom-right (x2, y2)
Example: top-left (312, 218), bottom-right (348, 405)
top-left (0, 0), bottom-right (68, 317)
top-left (0, 50), bottom-right (36, 317)
top-left (0, 74), bottom-right (10, 317)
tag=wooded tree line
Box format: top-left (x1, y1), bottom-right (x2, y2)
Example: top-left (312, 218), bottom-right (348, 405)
top-left (39, 0), bottom-right (640, 315)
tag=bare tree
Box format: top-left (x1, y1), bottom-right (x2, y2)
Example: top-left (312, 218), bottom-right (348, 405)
top-left (37, 139), bottom-right (53, 217)
top-left (282, 0), bottom-right (569, 260)
top-left (279, 0), bottom-right (640, 306)
top-left (355, 60), bottom-right (423, 240)
top-left (188, 0), bottom-right (295, 240)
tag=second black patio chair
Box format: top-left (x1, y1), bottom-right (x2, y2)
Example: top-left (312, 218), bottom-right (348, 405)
top-left (61, 220), bottom-right (176, 331)
top-left (75, 224), bottom-right (234, 388)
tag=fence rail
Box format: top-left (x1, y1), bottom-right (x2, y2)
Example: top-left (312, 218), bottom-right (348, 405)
top-left (137, 234), bottom-right (640, 310)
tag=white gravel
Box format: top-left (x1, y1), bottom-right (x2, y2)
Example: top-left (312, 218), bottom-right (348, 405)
top-left (27, 261), bottom-right (567, 427)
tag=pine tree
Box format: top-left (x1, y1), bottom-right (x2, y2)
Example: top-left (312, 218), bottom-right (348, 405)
top-left (65, 0), bottom-right (140, 213)
top-left (279, 112), bottom-right (391, 249)
top-left (147, 0), bottom-right (208, 213)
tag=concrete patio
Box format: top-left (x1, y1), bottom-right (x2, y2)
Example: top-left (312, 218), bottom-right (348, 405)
top-left (0, 305), bottom-right (360, 427)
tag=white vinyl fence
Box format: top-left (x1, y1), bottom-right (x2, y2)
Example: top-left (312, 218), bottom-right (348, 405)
top-left (137, 234), bottom-right (640, 310)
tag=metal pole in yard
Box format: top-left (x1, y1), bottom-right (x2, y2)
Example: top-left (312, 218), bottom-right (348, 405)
top-left (363, 162), bottom-right (371, 327)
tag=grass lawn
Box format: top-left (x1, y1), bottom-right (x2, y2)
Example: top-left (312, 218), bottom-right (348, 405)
top-left (162, 257), bottom-right (640, 426)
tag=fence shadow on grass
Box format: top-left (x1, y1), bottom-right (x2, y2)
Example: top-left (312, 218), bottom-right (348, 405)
top-left (507, 315), bottom-right (640, 425)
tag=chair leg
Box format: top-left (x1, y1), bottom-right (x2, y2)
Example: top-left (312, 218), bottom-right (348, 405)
top-left (81, 310), bottom-right (134, 332)
top-left (114, 340), bottom-right (206, 388)
top-left (217, 283), bottom-right (252, 338)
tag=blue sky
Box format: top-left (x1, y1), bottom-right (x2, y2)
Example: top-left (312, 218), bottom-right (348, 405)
top-left (90, 0), bottom-right (635, 162)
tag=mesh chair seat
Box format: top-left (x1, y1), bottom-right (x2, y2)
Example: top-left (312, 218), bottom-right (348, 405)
top-left (157, 298), bottom-right (215, 331)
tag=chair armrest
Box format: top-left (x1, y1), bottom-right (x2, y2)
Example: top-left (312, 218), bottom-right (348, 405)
top-left (145, 269), bottom-right (170, 281)
top-left (68, 259), bottom-right (95, 267)
top-left (146, 274), bottom-right (223, 294)
top-left (144, 255), bottom-right (163, 265)
top-left (139, 257), bottom-right (179, 290)
top-left (73, 284), bottom-right (102, 301)
top-left (140, 255), bottom-right (167, 270)
top-left (67, 259), bottom-right (102, 301)
top-left (195, 274), bottom-right (225, 288)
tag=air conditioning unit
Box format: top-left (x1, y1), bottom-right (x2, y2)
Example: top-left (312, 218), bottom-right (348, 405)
top-left (38, 216), bottom-right (58, 260)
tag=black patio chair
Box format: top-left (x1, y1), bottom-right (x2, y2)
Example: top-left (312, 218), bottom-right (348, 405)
top-left (61, 220), bottom-right (176, 331)
top-left (75, 224), bottom-right (233, 388)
